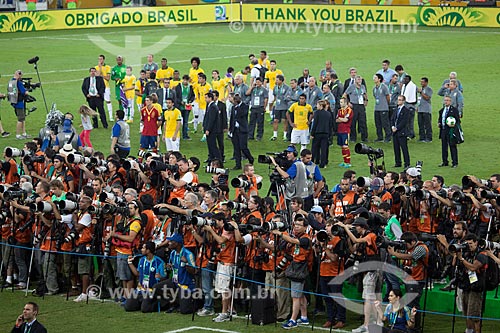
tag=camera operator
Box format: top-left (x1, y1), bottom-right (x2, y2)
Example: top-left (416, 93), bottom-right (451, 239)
top-left (8, 70), bottom-right (30, 140)
top-left (163, 157), bottom-right (199, 203)
top-left (203, 214), bottom-right (236, 323)
top-left (387, 232), bottom-right (430, 332)
top-left (106, 200), bottom-right (142, 293)
top-left (28, 148), bottom-right (56, 185)
top-left (289, 197), bottom-right (309, 222)
top-left (256, 214), bottom-right (292, 321)
top-left (271, 148), bottom-right (324, 211)
top-left (317, 219), bottom-right (347, 329)
top-left (452, 233), bottom-right (487, 333)
top-left (48, 155), bottom-right (75, 193)
top-left (384, 171), bottom-right (401, 216)
top-left (12, 207), bottom-right (31, 290)
top-left (124, 241), bottom-right (167, 312)
top-left (336, 217), bottom-right (380, 333)
top-left (272, 214), bottom-right (312, 329)
top-left (72, 193), bottom-right (96, 302)
top-left (36, 180), bottom-right (62, 295)
top-left (1, 148), bottom-right (20, 185)
top-left (437, 221), bottom-right (467, 291)
top-left (12, 302), bottom-right (47, 333)
top-left (233, 164), bottom-right (262, 200)
top-left (329, 177), bottom-right (360, 218)
top-left (104, 159), bottom-right (123, 187)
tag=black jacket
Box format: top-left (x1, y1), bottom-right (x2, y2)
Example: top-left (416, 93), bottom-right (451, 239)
top-left (82, 76), bottom-right (105, 101)
top-left (229, 102), bottom-right (249, 134)
top-left (217, 100), bottom-right (228, 131)
top-left (392, 105), bottom-right (410, 137)
top-left (12, 320), bottom-right (47, 333)
top-left (203, 101), bottom-right (222, 134)
top-left (174, 84), bottom-right (195, 109)
top-left (310, 109), bottom-right (332, 137)
top-left (155, 88), bottom-right (177, 109)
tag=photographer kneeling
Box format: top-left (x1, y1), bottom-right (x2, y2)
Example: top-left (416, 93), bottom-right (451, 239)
top-left (387, 232), bottom-right (429, 333)
top-left (125, 241), bottom-right (167, 312)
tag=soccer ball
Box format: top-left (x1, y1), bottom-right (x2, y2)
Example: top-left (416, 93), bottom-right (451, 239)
top-left (445, 116), bottom-right (456, 127)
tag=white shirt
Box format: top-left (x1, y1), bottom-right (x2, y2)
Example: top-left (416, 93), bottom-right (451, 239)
top-left (402, 81), bottom-right (417, 103)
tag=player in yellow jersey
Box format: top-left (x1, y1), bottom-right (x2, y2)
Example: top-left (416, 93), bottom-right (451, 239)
top-left (169, 70), bottom-right (181, 89)
top-left (135, 70), bottom-right (147, 116)
top-left (95, 54), bottom-right (113, 121)
top-left (192, 73), bottom-right (211, 134)
top-left (156, 58), bottom-right (175, 87)
top-left (287, 94), bottom-right (313, 152)
top-left (258, 50), bottom-right (270, 69)
top-left (189, 57), bottom-right (204, 85)
top-left (265, 59), bottom-right (284, 112)
top-left (162, 98), bottom-right (182, 152)
top-left (123, 66), bottom-right (136, 122)
top-left (211, 70), bottom-right (227, 102)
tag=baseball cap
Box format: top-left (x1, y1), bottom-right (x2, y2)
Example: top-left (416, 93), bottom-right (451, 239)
top-left (370, 177), bottom-right (384, 190)
top-left (351, 206), bottom-right (369, 217)
top-left (166, 233), bottom-right (184, 245)
top-left (406, 167), bottom-right (421, 177)
top-left (63, 119), bottom-right (72, 131)
top-left (310, 205), bottom-right (323, 214)
top-left (285, 145), bottom-right (297, 153)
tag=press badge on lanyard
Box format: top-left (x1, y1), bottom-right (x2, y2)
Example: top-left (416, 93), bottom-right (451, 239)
top-left (468, 270), bottom-right (478, 284)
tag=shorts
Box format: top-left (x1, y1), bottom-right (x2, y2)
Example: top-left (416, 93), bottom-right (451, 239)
top-left (104, 87), bottom-right (111, 102)
top-left (362, 272), bottom-right (379, 300)
top-left (462, 290), bottom-right (483, 318)
top-left (78, 256), bottom-right (91, 275)
top-left (268, 88), bottom-right (274, 105)
top-left (15, 108), bottom-right (26, 122)
top-left (116, 253), bottom-right (133, 281)
top-left (215, 262), bottom-right (234, 293)
top-left (140, 135), bottom-right (157, 149)
top-left (165, 137), bottom-right (180, 152)
top-left (337, 133), bottom-right (349, 146)
top-left (273, 109), bottom-right (288, 122)
top-left (290, 280), bottom-right (305, 298)
top-left (291, 129), bottom-right (310, 145)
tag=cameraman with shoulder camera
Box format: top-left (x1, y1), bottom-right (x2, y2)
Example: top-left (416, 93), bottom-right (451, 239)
top-left (336, 217), bottom-right (379, 333)
top-left (387, 232), bottom-right (430, 332)
top-left (452, 233), bottom-right (487, 333)
top-left (8, 70), bottom-right (30, 140)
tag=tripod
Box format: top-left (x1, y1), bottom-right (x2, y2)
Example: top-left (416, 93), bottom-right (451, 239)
top-left (28, 57), bottom-right (49, 114)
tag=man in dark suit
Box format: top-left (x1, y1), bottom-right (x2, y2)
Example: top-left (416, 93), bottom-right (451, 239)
top-left (203, 92), bottom-right (222, 162)
top-left (343, 67), bottom-right (367, 94)
top-left (156, 78), bottom-right (176, 112)
top-left (438, 96), bottom-right (461, 168)
top-left (391, 95), bottom-right (411, 168)
top-left (12, 302), bottom-right (47, 333)
top-left (229, 94), bottom-right (254, 170)
top-left (214, 90), bottom-right (227, 162)
top-left (82, 67), bottom-right (107, 128)
top-left (174, 75), bottom-right (195, 140)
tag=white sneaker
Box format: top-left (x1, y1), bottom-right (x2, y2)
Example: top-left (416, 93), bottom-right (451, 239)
top-left (352, 325), bottom-right (368, 333)
top-left (213, 312), bottom-right (230, 322)
top-left (73, 293), bottom-right (88, 302)
top-left (197, 308), bottom-right (215, 316)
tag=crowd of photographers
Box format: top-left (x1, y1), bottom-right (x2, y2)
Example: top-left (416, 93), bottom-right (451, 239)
top-left (1, 137), bottom-right (500, 332)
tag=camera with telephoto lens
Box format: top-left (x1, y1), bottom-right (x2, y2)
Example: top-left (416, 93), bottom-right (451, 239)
top-left (239, 224), bottom-right (263, 234)
top-left (356, 176), bottom-right (372, 188)
top-left (395, 184), bottom-right (420, 196)
top-left (275, 253), bottom-right (293, 274)
top-left (150, 159), bottom-right (178, 173)
top-left (316, 190), bottom-right (334, 206)
top-left (417, 234), bottom-right (438, 242)
top-left (153, 206), bottom-right (172, 216)
top-left (262, 221), bottom-right (287, 233)
top-left (67, 153), bottom-right (90, 165)
top-left (102, 203), bottom-right (129, 216)
top-left (87, 205), bottom-right (103, 216)
top-left (33, 201), bottom-right (53, 213)
top-left (462, 175), bottom-right (492, 189)
top-left (64, 230), bottom-right (79, 243)
top-left (230, 176), bottom-right (251, 190)
top-left (451, 191), bottom-right (471, 204)
top-left (5, 147), bottom-right (32, 158)
top-left (22, 154), bottom-right (45, 172)
top-left (86, 156), bottom-right (107, 169)
top-left (189, 216), bottom-right (214, 227)
top-left (33, 229), bottom-right (47, 246)
top-left (55, 200), bottom-right (78, 212)
top-left (123, 158), bottom-right (145, 171)
top-left (92, 166), bottom-right (108, 177)
top-left (478, 239), bottom-right (500, 251)
top-left (376, 236), bottom-right (406, 250)
top-left (448, 243), bottom-right (468, 253)
top-left (355, 143), bottom-right (384, 159)
top-left (206, 166), bottom-right (229, 176)
top-left (226, 201), bottom-right (247, 212)
top-left (480, 189), bottom-right (500, 205)
top-left (3, 188), bottom-right (29, 202)
top-left (415, 189), bottom-right (430, 201)
top-left (316, 229), bottom-right (330, 243)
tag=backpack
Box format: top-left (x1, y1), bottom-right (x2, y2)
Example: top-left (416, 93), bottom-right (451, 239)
top-left (257, 65), bottom-right (268, 81)
top-left (482, 252), bottom-right (499, 291)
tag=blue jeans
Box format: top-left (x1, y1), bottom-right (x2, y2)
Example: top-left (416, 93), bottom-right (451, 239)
top-left (320, 276), bottom-right (346, 323)
top-left (181, 109), bottom-right (190, 138)
top-left (201, 268), bottom-right (214, 310)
